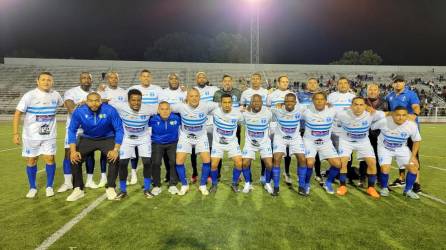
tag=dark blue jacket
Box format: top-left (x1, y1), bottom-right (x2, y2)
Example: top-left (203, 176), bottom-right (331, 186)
top-left (150, 113), bottom-right (180, 144)
top-left (68, 103), bottom-right (124, 144)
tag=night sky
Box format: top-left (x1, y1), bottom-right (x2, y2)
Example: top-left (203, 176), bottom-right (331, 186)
top-left (1, 0), bottom-right (445, 65)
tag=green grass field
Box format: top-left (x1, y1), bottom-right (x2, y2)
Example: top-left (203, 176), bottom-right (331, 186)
top-left (1, 122), bottom-right (446, 249)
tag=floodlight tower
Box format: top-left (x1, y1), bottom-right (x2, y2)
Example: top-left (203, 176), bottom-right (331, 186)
top-left (248, 0), bottom-right (260, 64)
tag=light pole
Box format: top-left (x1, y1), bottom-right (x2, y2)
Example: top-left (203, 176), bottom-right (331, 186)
top-left (249, 0), bottom-right (260, 64)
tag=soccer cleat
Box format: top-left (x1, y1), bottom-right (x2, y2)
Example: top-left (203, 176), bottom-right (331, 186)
top-left (57, 183), bottom-right (73, 193)
top-left (323, 181), bottom-right (334, 194)
top-left (283, 173), bottom-right (292, 185)
top-left (242, 182), bottom-right (253, 193)
top-left (66, 187), bottom-right (85, 201)
top-left (264, 183), bottom-right (273, 194)
top-left (46, 187), bottom-right (55, 197)
top-left (412, 183), bottom-right (422, 193)
top-left (129, 173), bottom-right (138, 185)
top-left (144, 190), bottom-right (154, 199)
top-left (178, 185), bottom-right (189, 196)
top-left (85, 180), bottom-right (99, 189)
top-left (314, 175), bottom-right (323, 182)
top-left (190, 176), bottom-right (198, 184)
top-left (389, 178), bottom-right (405, 188)
top-left (168, 186), bottom-right (179, 195)
top-left (98, 177), bottom-right (107, 188)
top-left (26, 188), bottom-right (37, 198)
top-left (305, 182), bottom-right (311, 195)
top-left (114, 191), bottom-right (128, 200)
top-left (209, 185), bottom-right (218, 194)
top-left (231, 183), bottom-right (239, 193)
top-left (367, 187), bottom-right (380, 198)
top-left (403, 190), bottom-right (420, 199)
top-left (298, 186), bottom-right (307, 196)
top-left (271, 187), bottom-right (280, 196)
top-left (259, 175), bottom-right (266, 185)
top-left (199, 185), bottom-right (209, 195)
top-left (106, 187), bottom-right (117, 200)
top-left (380, 188), bottom-right (390, 197)
top-left (336, 185), bottom-right (348, 196)
top-left (152, 187), bottom-right (162, 196)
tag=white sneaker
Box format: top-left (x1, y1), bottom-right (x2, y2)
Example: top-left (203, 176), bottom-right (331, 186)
top-left (264, 183), bottom-right (273, 194)
top-left (57, 183), bottom-right (73, 193)
top-left (46, 187), bottom-right (55, 197)
top-left (85, 180), bottom-right (99, 189)
top-left (178, 185), bottom-right (189, 196)
top-left (66, 188), bottom-right (85, 201)
top-left (106, 187), bottom-right (117, 200)
top-left (168, 186), bottom-right (179, 195)
top-left (129, 173), bottom-right (138, 185)
top-left (242, 182), bottom-right (253, 193)
top-left (98, 177), bottom-right (107, 188)
top-left (199, 185), bottom-right (209, 196)
top-left (283, 173), bottom-right (292, 184)
top-left (152, 187), bottom-right (162, 196)
top-left (26, 188), bottom-right (37, 198)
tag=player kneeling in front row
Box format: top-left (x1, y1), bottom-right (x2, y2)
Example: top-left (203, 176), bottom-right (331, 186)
top-left (115, 89), bottom-right (157, 200)
top-left (13, 72), bottom-right (64, 198)
top-left (336, 97), bottom-right (384, 198)
top-left (241, 94), bottom-right (274, 195)
top-left (301, 92), bottom-right (342, 195)
top-left (209, 94), bottom-right (244, 193)
top-left (271, 93), bottom-right (307, 196)
top-left (371, 106), bottom-right (421, 199)
top-left (66, 92), bottom-right (123, 201)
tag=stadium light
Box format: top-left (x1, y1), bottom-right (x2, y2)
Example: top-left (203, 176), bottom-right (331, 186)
top-left (247, 0), bottom-right (261, 64)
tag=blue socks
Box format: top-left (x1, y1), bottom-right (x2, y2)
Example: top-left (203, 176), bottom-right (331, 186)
top-left (232, 168), bottom-right (242, 185)
top-left (380, 173), bottom-right (389, 188)
top-left (327, 166), bottom-right (340, 183)
top-left (368, 174), bottom-right (377, 187)
top-left (131, 158), bottom-right (138, 170)
top-left (242, 167), bottom-right (251, 183)
top-left (339, 173), bottom-right (347, 185)
top-left (265, 168), bottom-right (272, 183)
top-left (200, 163), bottom-right (211, 186)
top-left (45, 164), bottom-right (56, 188)
top-left (210, 169), bottom-right (218, 185)
top-left (297, 166), bottom-right (307, 188)
top-left (144, 178), bottom-right (152, 191)
top-left (404, 172), bottom-right (417, 193)
top-left (26, 165), bottom-right (37, 189)
top-left (63, 159), bottom-right (71, 174)
top-left (120, 180), bottom-right (127, 193)
top-left (272, 167), bottom-right (280, 188)
top-left (175, 164), bottom-right (187, 185)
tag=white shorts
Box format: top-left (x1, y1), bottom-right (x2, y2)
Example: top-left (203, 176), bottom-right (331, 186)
top-left (273, 134), bottom-right (305, 155)
top-left (242, 138), bottom-right (272, 159)
top-left (176, 133), bottom-right (210, 154)
top-left (338, 139), bottom-right (375, 160)
top-left (378, 146), bottom-right (411, 169)
top-left (119, 138), bottom-right (151, 159)
top-left (211, 140), bottom-right (241, 158)
top-left (303, 139), bottom-right (338, 161)
top-left (22, 138), bottom-right (57, 157)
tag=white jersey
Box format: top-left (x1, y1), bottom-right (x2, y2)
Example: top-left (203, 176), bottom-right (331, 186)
top-left (115, 103), bottom-right (157, 142)
top-left (98, 86), bottom-right (127, 108)
top-left (240, 87), bottom-right (268, 106)
top-left (171, 102), bottom-right (219, 138)
top-left (212, 107), bottom-right (243, 144)
top-left (64, 86), bottom-right (90, 129)
top-left (16, 88), bottom-right (63, 140)
top-left (195, 85), bottom-right (219, 125)
top-left (242, 107), bottom-right (272, 146)
top-left (128, 84), bottom-right (162, 107)
top-left (302, 105), bottom-right (336, 143)
top-left (159, 87), bottom-right (186, 105)
top-left (327, 91), bottom-right (356, 134)
top-left (272, 106), bottom-right (304, 140)
top-left (337, 110), bottom-right (385, 141)
top-left (267, 89), bottom-right (297, 107)
top-left (372, 117), bottom-right (421, 150)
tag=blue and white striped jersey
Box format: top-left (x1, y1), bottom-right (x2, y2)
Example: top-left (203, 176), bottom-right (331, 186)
top-left (336, 110), bottom-right (385, 141)
top-left (242, 107), bottom-right (272, 145)
top-left (267, 89), bottom-right (297, 107)
top-left (171, 102), bottom-right (219, 138)
top-left (240, 87), bottom-right (268, 107)
top-left (115, 103), bottom-right (157, 142)
top-left (301, 105), bottom-right (336, 142)
top-left (271, 106), bottom-right (304, 140)
top-left (212, 107), bottom-right (243, 144)
top-left (128, 84), bottom-right (163, 108)
top-left (372, 116), bottom-right (421, 150)
top-left (327, 91), bottom-right (356, 134)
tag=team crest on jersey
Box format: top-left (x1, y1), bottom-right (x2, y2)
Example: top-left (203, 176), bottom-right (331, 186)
top-left (170, 120), bottom-right (177, 125)
top-left (51, 100), bottom-right (57, 105)
top-left (362, 121), bottom-right (368, 126)
top-left (232, 96), bottom-right (238, 102)
top-left (199, 113), bottom-right (205, 118)
top-left (118, 96), bottom-right (124, 101)
top-left (326, 117), bottom-right (332, 122)
top-left (99, 114), bottom-right (107, 119)
top-left (261, 118), bottom-right (267, 124)
top-left (231, 119), bottom-right (237, 124)
top-left (140, 115), bottom-right (146, 120)
top-left (149, 92), bottom-right (155, 97)
top-left (400, 132), bottom-right (407, 137)
top-left (205, 91), bottom-right (209, 96)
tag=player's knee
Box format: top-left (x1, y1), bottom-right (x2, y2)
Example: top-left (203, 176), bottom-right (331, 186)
top-left (26, 158), bottom-right (37, 166)
top-left (380, 165), bottom-right (390, 174)
top-left (43, 155), bottom-right (55, 164)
